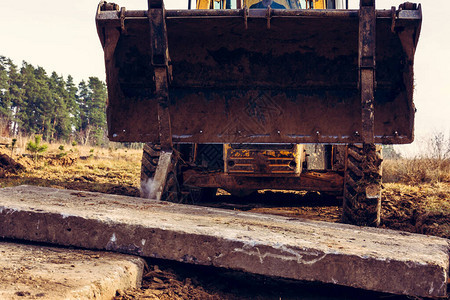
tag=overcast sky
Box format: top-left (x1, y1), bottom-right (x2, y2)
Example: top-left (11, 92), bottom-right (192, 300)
top-left (1, 0), bottom-right (448, 152)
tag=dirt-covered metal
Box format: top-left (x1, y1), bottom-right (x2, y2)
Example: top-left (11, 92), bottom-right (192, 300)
top-left (96, 1), bottom-right (421, 145)
top-left (358, 0), bottom-right (376, 143)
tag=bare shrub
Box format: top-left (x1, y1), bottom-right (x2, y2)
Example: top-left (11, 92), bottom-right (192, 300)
top-left (426, 130), bottom-right (450, 160)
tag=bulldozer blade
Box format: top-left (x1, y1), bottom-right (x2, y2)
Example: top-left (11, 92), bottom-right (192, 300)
top-left (96, 4), bottom-right (421, 145)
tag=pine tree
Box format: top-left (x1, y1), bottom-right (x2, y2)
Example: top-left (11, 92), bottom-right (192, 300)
top-left (76, 80), bottom-right (90, 144)
top-left (0, 56), bottom-right (109, 145)
top-left (49, 72), bottom-right (71, 141)
top-left (0, 56), bottom-right (12, 135)
top-left (26, 135), bottom-right (48, 163)
top-left (6, 59), bottom-right (24, 135)
top-left (34, 66), bottom-right (54, 140)
top-left (19, 62), bottom-right (39, 135)
top-left (87, 77), bottom-right (107, 146)
top-left (66, 75), bottom-right (79, 136)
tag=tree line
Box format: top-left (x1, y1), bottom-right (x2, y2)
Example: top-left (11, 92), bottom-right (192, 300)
top-left (0, 56), bottom-right (107, 145)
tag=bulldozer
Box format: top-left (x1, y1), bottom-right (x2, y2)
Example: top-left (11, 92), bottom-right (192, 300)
top-left (95, 0), bottom-right (422, 226)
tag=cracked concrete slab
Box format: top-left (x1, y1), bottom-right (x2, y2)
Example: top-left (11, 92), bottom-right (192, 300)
top-left (0, 241), bottom-right (145, 300)
top-left (0, 185), bottom-right (448, 298)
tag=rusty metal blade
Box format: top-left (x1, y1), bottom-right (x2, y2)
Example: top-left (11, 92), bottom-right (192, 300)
top-left (96, 6), bottom-right (421, 144)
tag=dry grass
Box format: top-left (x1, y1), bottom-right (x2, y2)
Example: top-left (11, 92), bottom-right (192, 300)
top-left (382, 156), bottom-right (450, 237)
top-left (381, 182), bottom-right (450, 238)
top-left (383, 157), bottom-right (450, 184)
top-left (383, 182), bottom-right (450, 214)
top-left (0, 140), bottom-right (143, 196)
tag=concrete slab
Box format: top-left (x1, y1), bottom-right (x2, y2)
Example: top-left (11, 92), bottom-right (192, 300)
top-left (0, 185), bottom-right (448, 298)
top-left (0, 241), bottom-right (145, 299)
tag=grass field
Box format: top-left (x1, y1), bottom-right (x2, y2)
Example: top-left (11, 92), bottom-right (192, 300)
top-left (0, 140), bottom-right (142, 196)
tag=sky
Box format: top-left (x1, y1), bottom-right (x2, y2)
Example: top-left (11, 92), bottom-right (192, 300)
top-left (1, 0), bottom-right (448, 153)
